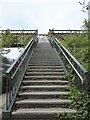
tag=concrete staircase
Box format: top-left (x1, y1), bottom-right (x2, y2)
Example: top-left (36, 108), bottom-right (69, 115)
top-left (11, 39), bottom-right (76, 120)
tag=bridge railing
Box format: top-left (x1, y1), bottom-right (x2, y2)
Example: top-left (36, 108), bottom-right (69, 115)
top-left (53, 38), bottom-right (89, 93)
top-left (1, 29), bottom-right (38, 34)
top-left (49, 29), bottom-right (87, 34)
top-left (4, 38), bottom-right (36, 112)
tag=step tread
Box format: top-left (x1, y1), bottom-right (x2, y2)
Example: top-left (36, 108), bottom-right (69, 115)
top-left (28, 64), bottom-right (62, 66)
top-left (30, 60), bottom-right (60, 62)
top-left (23, 80), bottom-right (69, 83)
top-left (16, 99), bottom-right (72, 104)
top-left (30, 59), bottom-right (60, 61)
top-left (21, 85), bottom-right (69, 88)
top-left (27, 69), bottom-right (64, 71)
top-left (24, 76), bottom-right (64, 78)
top-left (12, 108), bottom-right (76, 114)
top-left (28, 66), bottom-right (63, 69)
top-left (30, 62), bottom-right (61, 63)
top-left (26, 72), bottom-right (65, 75)
top-left (19, 91), bottom-right (70, 95)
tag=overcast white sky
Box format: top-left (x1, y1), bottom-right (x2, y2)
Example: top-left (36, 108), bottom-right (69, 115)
top-left (0, 0), bottom-right (89, 33)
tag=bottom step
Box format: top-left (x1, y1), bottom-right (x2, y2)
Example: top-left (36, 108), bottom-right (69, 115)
top-left (12, 108), bottom-right (76, 119)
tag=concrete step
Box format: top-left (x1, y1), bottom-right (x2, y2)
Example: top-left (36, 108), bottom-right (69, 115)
top-left (31, 57), bottom-right (60, 59)
top-left (24, 75), bottom-right (64, 80)
top-left (28, 65), bottom-right (63, 69)
top-left (30, 60), bottom-right (60, 62)
top-left (25, 72), bottom-right (65, 76)
top-left (31, 51), bottom-right (59, 54)
top-left (24, 75), bottom-right (65, 80)
top-left (30, 59), bottom-right (60, 61)
top-left (16, 99), bottom-right (72, 108)
top-left (18, 91), bottom-right (70, 99)
top-left (29, 64), bottom-right (62, 66)
top-left (27, 68), bottom-right (64, 72)
top-left (12, 108), bottom-right (76, 119)
top-left (20, 85), bottom-right (69, 91)
top-left (31, 53), bottom-right (59, 55)
top-left (32, 52), bottom-right (57, 54)
top-left (29, 62), bottom-right (61, 65)
top-left (22, 80), bottom-right (69, 85)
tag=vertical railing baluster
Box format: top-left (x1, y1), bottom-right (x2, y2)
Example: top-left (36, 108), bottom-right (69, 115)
top-left (6, 73), bottom-right (9, 110)
top-left (8, 72), bottom-right (11, 108)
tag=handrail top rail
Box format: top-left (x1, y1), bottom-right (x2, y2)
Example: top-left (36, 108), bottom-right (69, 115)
top-left (54, 38), bottom-right (88, 74)
top-left (0, 29), bottom-right (38, 32)
top-left (55, 41), bottom-right (84, 84)
top-left (49, 29), bottom-right (87, 32)
top-left (6, 38), bottom-right (34, 74)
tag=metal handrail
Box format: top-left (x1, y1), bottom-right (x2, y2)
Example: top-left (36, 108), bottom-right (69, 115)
top-left (0, 29), bottom-right (38, 34)
top-left (55, 39), bottom-right (87, 73)
top-left (5, 38), bottom-right (36, 112)
top-left (53, 38), bottom-right (88, 92)
top-left (49, 29), bottom-right (87, 33)
top-left (6, 39), bottom-right (33, 74)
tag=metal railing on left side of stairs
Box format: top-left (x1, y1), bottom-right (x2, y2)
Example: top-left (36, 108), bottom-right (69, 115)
top-left (3, 38), bottom-right (36, 114)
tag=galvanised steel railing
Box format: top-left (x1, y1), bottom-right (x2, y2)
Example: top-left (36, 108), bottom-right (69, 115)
top-left (49, 29), bottom-right (87, 34)
top-left (1, 29), bottom-right (38, 34)
top-left (4, 38), bottom-right (36, 112)
top-left (53, 38), bottom-right (89, 93)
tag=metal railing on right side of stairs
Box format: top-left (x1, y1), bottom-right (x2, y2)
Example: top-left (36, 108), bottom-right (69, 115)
top-left (52, 38), bottom-right (89, 95)
top-left (2, 38), bottom-right (37, 116)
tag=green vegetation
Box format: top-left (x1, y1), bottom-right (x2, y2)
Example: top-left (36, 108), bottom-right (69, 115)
top-left (1, 29), bottom-right (32, 94)
top-left (1, 29), bottom-right (32, 48)
top-left (2, 29), bottom-right (19, 47)
top-left (59, 20), bottom-right (90, 73)
top-left (69, 73), bottom-right (90, 120)
top-left (60, 31), bottom-right (89, 73)
top-left (56, 20), bottom-right (90, 119)
top-left (57, 73), bottom-right (90, 120)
